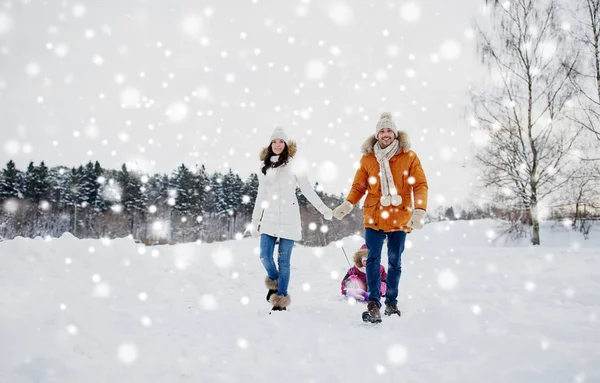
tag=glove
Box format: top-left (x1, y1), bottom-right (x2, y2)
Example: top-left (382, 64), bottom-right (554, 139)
top-left (322, 207), bottom-right (333, 221)
top-left (333, 200), bottom-right (354, 220)
top-left (246, 220), bottom-right (261, 238)
top-left (407, 209), bottom-right (426, 229)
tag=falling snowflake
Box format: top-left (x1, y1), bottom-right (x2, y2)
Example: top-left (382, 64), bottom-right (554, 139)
top-left (117, 343), bottom-right (138, 365)
top-left (400, 2), bottom-right (421, 22)
top-left (121, 87), bottom-right (141, 108)
top-left (437, 269), bottom-right (458, 290)
top-left (305, 59), bottom-right (327, 80)
top-left (93, 282), bottom-right (111, 298)
top-left (166, 102), bottom-right (188, 123)
top-left (211, 246), bottom-right (234, 269)
top-left (199, 294), bottom-right (218, 311)
top-left (72, 4), bottom-right (86, 17)
top-left (328, 2), bottom-right (354, 26)
top-left (180, 14), bottom-right (204, 38)
top-left (387, 344), bottom-right (408, 365)
top-left (440, 40), bottom-right (462, 61)
top-left (0, 12), bottom-right (13, 35)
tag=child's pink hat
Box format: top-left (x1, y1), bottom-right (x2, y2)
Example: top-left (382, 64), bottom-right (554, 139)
top-left (360, 244), bottom-right (367, 250)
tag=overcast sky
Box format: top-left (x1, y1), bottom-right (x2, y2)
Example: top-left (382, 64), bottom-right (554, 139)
top-left (0, 0), bottom-right (488, 210)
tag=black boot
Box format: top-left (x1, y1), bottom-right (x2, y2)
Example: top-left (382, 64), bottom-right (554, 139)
top-left (264, 277), bottom-right (278, 302)
top-left (269, 294), bottom-right (291, 313)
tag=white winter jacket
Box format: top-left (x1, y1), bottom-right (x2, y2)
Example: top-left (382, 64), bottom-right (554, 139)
top-left (252, 141), bottom-right (331, 241)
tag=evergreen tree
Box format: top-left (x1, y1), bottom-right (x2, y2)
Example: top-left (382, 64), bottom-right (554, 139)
top-left (80, 161), bottom-right (101, 209)
top-left (0, 160), bottom-right (22, 201)
top-left (222, 170), bottom-right (244, 214)
top-left (22, 161), bottom-right (51, 203)
top-left (118, 164), bottom-right (146, 214)
top-left (93, 161), bottom-right (108, 212)
top-left (171, 164), bottom-right (197, 216)
top-left (240, 173), bottom-right (259, 217)
top-left (193, 164), bottom-right (209, 217)
top-left (296, 187), bottom-right (309, 207)
top-left (209, 172), bottom-right (227, 216)
top-left (145, 173), bottom-right (169, 212)
top-left (61, 167), bottom-right (83, 207)
top-left (445, 206), bottom-right (456, 221)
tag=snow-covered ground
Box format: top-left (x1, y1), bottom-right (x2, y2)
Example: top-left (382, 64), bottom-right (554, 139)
top-left (0, 220), bottom-right (598, 383)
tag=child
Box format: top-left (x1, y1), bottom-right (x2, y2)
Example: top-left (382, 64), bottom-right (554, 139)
top-left (341, 244), bottom-right (387, 302)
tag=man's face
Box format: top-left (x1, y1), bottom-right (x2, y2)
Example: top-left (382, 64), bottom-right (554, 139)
top-left (377, 128), bottom-right (395, 148)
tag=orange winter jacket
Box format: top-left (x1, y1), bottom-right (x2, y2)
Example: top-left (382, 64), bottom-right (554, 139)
top-left (346, 133), bottom-right (428, 232)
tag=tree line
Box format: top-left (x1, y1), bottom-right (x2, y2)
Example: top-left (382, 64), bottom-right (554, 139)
top-left (0, 160), bottom-right (364, 245)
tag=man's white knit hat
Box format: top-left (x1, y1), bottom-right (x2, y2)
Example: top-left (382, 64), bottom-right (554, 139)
top-left (270, 126), bottom-right (288, 143)
top-left (375, 112), bottom-right (397, 137)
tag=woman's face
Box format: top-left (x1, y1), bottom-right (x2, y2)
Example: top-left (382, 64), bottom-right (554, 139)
top-left (271, 139), bottom-right (286, 155)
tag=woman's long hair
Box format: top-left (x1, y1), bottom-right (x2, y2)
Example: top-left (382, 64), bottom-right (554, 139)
top-left (261, 142), bottom-right (289, 175)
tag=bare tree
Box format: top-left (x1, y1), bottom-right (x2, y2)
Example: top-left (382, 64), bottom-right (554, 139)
top-left (565, 160), bottom-right (600, 228)
top-left (566, 0), bottom-right (600, 144)
top-left (472, 0), bottom-right (582, 245)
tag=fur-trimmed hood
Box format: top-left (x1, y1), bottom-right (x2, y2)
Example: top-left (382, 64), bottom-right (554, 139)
top-left (259, 140), bottom-right (297, 161)
top-left (353, 247), bottom-right (368, 268)
top-left (360, 131), bottom-right (411, 156)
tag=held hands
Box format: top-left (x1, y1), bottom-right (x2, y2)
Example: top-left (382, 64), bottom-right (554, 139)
top-left (322, 207), bottom-right (333, 221)
top-left (407, 209), bottom-right (426, 229)
top-left (333, 200), bottom-right (354, 220)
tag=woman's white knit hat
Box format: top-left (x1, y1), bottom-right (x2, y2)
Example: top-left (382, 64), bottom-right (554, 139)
top-left (270, 126), bottom-right (288, 143)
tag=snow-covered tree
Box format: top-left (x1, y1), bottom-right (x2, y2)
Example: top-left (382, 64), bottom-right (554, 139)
top-left (472, 0), bottom-right (582, 245)
top-left (171, 164), bottom-right (198, 216)
top-left (117, 164), bottom-right (147, 232)
top-left (0, 160), bottom-right (22, 201)
top-left (145, 173), bottom-right (170, 212)
top-left (80, 161), bottom-right (106, 212)
top-left (22, 161), bottom-right (51, 204)
top-left (207, 172), bottom-right (227, 216)
top-left (240, 173), bottom-right (259, 218)
top-left (566, 0), bottom-right (600, 144)
top-left (194, 164), bottom-right (209, 216)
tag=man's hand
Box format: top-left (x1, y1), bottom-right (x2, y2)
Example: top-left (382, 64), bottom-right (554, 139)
top-left (407, 209), bottom-right (426, 229)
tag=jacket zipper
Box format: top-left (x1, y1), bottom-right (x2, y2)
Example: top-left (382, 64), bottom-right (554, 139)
top-left (258, 209), bottom-right (265, 231)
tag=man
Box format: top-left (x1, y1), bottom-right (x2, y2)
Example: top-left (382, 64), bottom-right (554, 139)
top-left (333, 112), bottom-right (428, 323)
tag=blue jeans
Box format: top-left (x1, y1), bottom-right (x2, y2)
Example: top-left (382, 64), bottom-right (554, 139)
top-left (259, 234), bottom-right (294, 296)
top-left (364, 228), bottom-right (407, 307)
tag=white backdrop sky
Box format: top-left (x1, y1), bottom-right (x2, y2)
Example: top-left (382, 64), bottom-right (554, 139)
top-left (0, 0), bottom-right (489, 209)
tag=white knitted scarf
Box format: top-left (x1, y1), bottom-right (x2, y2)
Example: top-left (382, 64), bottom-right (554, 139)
top-left (373, 139), bottom-right (401, 206)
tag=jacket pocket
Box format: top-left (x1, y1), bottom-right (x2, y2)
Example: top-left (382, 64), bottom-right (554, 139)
top-left (363, 201), bottom-right (379, 226)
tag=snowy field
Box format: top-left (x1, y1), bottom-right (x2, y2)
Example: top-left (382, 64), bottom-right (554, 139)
top-left (0, 220), bottom-right (599, 383)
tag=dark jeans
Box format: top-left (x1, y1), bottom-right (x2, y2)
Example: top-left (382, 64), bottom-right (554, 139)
top-left (364, 228), bottom-right (407, 307)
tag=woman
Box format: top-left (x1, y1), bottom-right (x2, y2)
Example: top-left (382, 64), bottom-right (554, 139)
top-left (250, 127), bottom-right (333, 311)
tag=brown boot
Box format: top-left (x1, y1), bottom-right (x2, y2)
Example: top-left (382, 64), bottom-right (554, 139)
top-left (384, 304), bottom-right (402, 316)
top-left (362, 301), bottom-right (382, 323)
